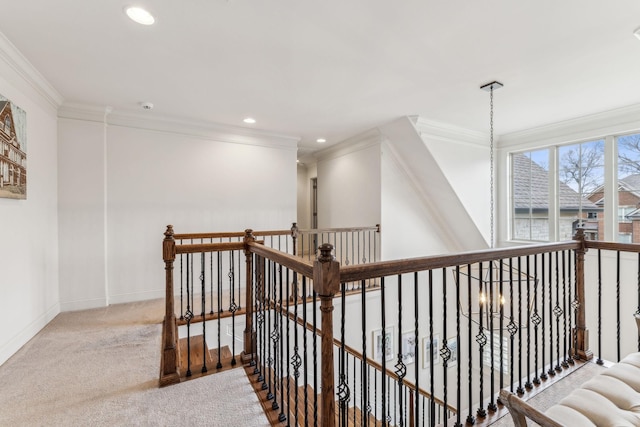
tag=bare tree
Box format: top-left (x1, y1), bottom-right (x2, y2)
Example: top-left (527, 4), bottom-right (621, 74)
top-left (618, 134), bottom-right (640, 175)
top-left (559, 141), bottom-right (604, 195)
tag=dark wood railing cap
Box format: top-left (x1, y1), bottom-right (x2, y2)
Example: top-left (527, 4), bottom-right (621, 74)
top-left (164, 225), bottom-right (174, 240)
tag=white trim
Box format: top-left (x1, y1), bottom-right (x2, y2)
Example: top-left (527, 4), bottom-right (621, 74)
top-left (108, 289), bottom-right (165, 305)
top-left (0, 302), bottom-right (60, 366)
top-left (315, 128), bottom-right (381, 162)
top-left (58, 102), bottom-right (300, 150)
top-left (60, 297), bottom-right (108, 312)
top-left (499, 103), bottom-right (640, 150)
top-left (414, 116), bottom-right (487, 148)
top-left (0, 31), bottom-right (63, 110)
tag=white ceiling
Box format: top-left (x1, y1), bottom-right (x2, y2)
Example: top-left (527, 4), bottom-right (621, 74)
top-left (1, 1), bottom-right (640, 157)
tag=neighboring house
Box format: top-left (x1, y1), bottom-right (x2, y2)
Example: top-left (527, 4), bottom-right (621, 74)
top-left (512, 153), bottom-right (600, 241)
top-left (0, 101), bottom-right (26, 196)
top-left (588, 174), bottom-right (640, 243)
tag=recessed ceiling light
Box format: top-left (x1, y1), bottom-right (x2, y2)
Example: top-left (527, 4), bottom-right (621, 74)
top-left (316, 138), bottom-right (326, 143)
top-left (635, 26), bottom-right (640, 41)
top-left (125, 7), bottom-right (155, 25)
top-left (243, 117), bottom-right (256, 124)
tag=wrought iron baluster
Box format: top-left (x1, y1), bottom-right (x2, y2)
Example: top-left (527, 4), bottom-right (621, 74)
top-left (230, 250), bottom-right (238, 366)
top-left (180, 254), bottom-right (184, 320)
top-left (597, 249), bottom-right (603, 365)
top-left (286, 268), bottom-right (292, 426)
top-left (561, 250), bottom-right (569, 368)
top-left (517, 257), bottom-right (524, 395)
top-left (540, 253), bottom-right (547, 380)
top-left (292, 275), bottom-right (301, 426)
top-left (415, 271), bottom-right (422, 427)
top-left (278, 263), bottom-right (286, 421)
top-left (525, 256), bottom-right (532, 389)
top-left (361, 278), bottom-right (368, 426)
top-left (217, 252), bottom-right (223, 369)
top-left (209, 252), bottom-right (214, 315)
top-left (429, 270), bottom-right (437, 427)
top-left (466, 264), bottom-right (475, 425)
top-left (554, 251), bottom-right (561, 373)
top-left (302, 275), bottom-right (309, 426)
top-left (488, 262), bottom-right (496, 411)
top-left (313, 290), bottom-right (318, 427)
top-left (547, 252), bottom-right (555, 377)
top-left (476, 262), bottom-right (487, 418)
top-left (637, 253), bottom-right (640, 352)
top-left (441, 268), bottom-right (451, 420)
top-left (454, 267), bottom-right (462, 427)
top-left (380, 276), bottom-right (387, 425)
top-left (617, 250), bottom-right (621, 362)
top-left (200, 253), bottom-right (207, 374)
top-left (266, 260), bottom-right (274, 400)
top-left (533, 254), bottom-right (541, 385)
top-left (568, 251), bottom-right (575, 365)
top-left (499, 259), bottom-right (504, 397)
top-left (507, 258), bottom-right (516, 392)
top-left (396, 274), bottom-right (406, 427)
top-left (185, 253), bottom-right (193, 377)
top-left (338, 282), bottom-right (349, 427)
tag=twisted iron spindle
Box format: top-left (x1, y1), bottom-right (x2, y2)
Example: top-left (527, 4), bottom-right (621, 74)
top-left (554, 251), bottom-right (561, 373)
top-left (533, 254), bottom-right (541, 385)
top-left (507, 258), bottom-right (516, 393)
top-left (476, 262), bottom-right (487, 419)
top-left (525, 256), bottom-right (532, 389)
top-left (617, 250), bottom-right (621, 362)
top-left (540, 253), bottom-right (547, 381)
top-left (396, 274), bottom-right (406, 427)
top-left (338, 283), bottom-right (349, 427)
top-left (441, 269), bottom-right (452, 418)
top-left (548, 252), bottom-right (555, 377)
top-left (561, 251), bottom-right (569, 368)
top-left (200, 253), bottom-right (207, 374)
top-left (488, 263), bottom-right (496, 412)
top-left (466, 264), bottom-right (475, 426)
top-left (516, 257), bottom-right (524, 395)
top-left (185, 253), bottom-right (193, 377)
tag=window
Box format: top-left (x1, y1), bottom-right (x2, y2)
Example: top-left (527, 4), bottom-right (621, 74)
top-left (510, 132), bottom-right (640, 243)
top-left (511, 149), bottom-right (550, 241)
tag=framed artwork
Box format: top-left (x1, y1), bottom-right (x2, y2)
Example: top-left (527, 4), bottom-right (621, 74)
top-left (446, 337), bottom-right (458, 367)
top-left (0, 94), bottom-right (27, 200)
top-left (401, 331), bottom-right (417, 364)
top-left (372, 327), bottom-right (394, 362)
top-left (422, 334), bottom-right (440, 369)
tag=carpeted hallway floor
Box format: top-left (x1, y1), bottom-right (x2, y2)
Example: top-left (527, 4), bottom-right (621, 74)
top-left (0, 299), bottom-right (269, 426)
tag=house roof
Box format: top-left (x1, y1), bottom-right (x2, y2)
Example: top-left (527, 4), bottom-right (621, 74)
top-left (513, 153), bottom-right (599, 211)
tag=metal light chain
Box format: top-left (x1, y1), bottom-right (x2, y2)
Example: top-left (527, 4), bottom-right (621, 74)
top-left (490, 86), bottom-right (495, 249)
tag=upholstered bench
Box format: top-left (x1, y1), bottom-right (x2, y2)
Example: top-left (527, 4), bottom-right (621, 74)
top-left (500, 316), bottom-right (640, 426)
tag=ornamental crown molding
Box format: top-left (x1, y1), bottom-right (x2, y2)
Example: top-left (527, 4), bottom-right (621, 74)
top-left (58, 102), bottom-right (300, 150)
top-left (314, 128), bottom-right (382, 162)
top-left (0, 32), bottom-right (64, 110)
top-left (499, 103), bottom-right (640, 150)
top-left (413, 116), bottom-right (487, 147)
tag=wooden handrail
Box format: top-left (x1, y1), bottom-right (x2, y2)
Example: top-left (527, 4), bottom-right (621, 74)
top-left (585, 240), bottom-right (640, 252)
top-left (295, 225), bottom-right (380, 234)
top-left (174, 229), bottom-right (291, 240)
top-left (248, 241), bottom-right (314, 278)
top-left (340, 241), bottom-right (579, 283)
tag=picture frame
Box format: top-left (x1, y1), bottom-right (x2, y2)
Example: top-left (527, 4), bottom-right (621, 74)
top-left (372, 327), bottom-right (394, 362)
top-left (0, 94), bottom-right (27, 200)
top-left (401, 331), bottom-right (417, 365)
top-left (422, 334), bottom-right (440, 369)
top-left (446, 336), bottom-right (458, 367)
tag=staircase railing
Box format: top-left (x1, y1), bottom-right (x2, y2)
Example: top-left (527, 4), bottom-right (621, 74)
top-left (161, 225), bottom-right (640, 426)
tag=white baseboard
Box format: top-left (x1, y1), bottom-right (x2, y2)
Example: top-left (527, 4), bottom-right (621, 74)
top-left (0, 302), bottom-right (60, 367)
top-left (60, 297), bottom-right (108, 312)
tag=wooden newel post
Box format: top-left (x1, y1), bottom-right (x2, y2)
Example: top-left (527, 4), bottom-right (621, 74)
top-left (314, 243), bottom-right (340, 427)
top-left (160, 225), bottom-right (180, 386)
top-left (242, 229), bottom-right (257, 362)
top-left (573, 228), bottom-right (593, 360)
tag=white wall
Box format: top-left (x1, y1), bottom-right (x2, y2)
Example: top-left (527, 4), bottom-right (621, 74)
top-left (0, 34), bottom-right (62, 365)
top-left (58, 109), bottom-right (298, 308)
top-left (316, 131), bottom-right (381, 229)
top-left (58, 117), bottom-right (107, 310)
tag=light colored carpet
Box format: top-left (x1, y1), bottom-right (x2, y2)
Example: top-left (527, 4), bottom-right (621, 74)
top-left (0, 299), bottom-right (269, 426)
